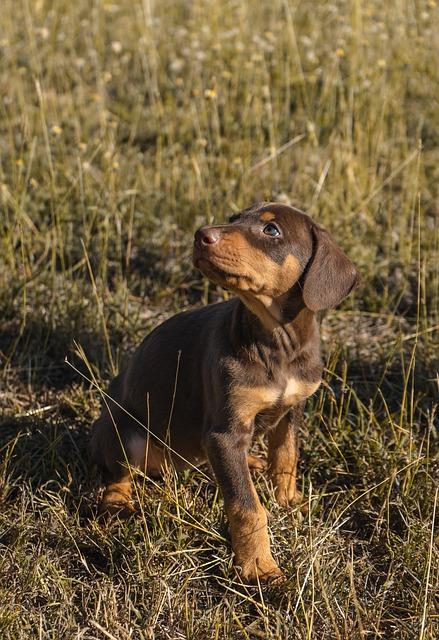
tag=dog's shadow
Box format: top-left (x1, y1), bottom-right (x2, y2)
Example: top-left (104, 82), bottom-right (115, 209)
top-left (0, 314), bottom-right (118, 525)
top-left (0, 314), bottom-right (122, 392)
top-left (0, 410), bottom-right (93, 515)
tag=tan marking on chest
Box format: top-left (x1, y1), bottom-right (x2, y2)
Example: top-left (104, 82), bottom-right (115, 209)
top-left (283, 377), bottom-right (321, 405)
top-left (231, 378), bottom-right (321, 424)
top-left (230, 385), bottom-right (279, 425)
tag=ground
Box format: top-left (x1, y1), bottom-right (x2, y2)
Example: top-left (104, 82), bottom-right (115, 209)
top-left (0, 1), bottom-right (438, 638)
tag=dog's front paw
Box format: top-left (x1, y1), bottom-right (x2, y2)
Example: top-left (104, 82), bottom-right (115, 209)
top-left (237, 553), bottom-right (285, 584)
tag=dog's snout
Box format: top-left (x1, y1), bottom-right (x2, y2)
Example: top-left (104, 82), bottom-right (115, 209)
top-left (196, 227), bottom-right (220, 245)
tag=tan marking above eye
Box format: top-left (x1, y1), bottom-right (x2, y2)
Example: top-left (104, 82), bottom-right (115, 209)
top-left (260, 212), bottom-right (276, 222)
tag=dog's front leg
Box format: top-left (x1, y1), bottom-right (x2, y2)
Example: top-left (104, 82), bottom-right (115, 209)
top-left (206, 430), bottom-right (283, 583)
top-left (267, 405), bottom-right (305, 508)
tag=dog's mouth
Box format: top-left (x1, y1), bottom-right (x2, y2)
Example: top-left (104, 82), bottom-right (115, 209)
top-left (193, 250), bottom-right (250, 290)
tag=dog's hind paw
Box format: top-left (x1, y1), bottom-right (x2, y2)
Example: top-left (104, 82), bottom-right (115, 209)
top-left (275, 487), bottom-right (308, 513)
top-left (247, 454), bottom-right (267, 471)
top-left (98, 488), bottom-right (135, 520)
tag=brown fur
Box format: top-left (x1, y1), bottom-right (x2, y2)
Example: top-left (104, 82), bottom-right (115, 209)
top-left (90, 202), bottom-right (359, 583)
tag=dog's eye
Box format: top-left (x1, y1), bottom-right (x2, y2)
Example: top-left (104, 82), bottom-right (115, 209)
top-left (263, 223), bottom-right (281, 237)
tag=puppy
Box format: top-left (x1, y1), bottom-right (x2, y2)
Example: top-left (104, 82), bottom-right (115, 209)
top-left (90, 202), bottom-right (359, 583)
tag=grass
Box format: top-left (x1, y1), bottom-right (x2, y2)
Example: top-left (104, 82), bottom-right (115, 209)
top-left (0, 0), bottom-right (438, 637)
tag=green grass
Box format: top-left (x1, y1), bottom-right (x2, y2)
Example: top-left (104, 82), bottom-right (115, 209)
top-left (0, 0), bottom-right (438, 637)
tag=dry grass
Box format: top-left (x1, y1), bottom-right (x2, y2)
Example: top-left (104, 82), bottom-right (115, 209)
top-left (0, 0), bottom-right (438, 638)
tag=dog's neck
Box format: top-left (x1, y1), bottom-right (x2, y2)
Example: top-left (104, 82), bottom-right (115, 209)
top-left (231, 294), bottom-right (318, 360)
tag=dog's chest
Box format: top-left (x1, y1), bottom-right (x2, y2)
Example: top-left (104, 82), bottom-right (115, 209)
top-left (230, 374), bottom-right (321, 428)
top-left (282, 376), bottom-right (321, 405)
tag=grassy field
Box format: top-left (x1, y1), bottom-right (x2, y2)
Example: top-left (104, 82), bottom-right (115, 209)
top-left (0, 0), bottom-right (438, 637)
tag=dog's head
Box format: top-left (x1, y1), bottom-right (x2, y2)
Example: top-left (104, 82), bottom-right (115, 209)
top-left (193, 202), bottom-right (359, 326)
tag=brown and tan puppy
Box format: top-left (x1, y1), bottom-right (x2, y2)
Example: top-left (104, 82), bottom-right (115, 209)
top-left (90, 202), bottom-right (359, 583)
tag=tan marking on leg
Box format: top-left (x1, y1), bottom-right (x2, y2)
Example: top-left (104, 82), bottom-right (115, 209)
top-left (268, 415), bottom-right (304, 509)
top-left (226, 485), bottom-right (283, 583)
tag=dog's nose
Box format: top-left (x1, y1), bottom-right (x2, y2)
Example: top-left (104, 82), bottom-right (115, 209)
top-left (195, 227), bottom-right (220, 245)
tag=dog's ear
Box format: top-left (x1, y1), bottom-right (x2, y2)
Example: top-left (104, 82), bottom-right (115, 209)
top-left (302, 224), bottom-right (359, 312)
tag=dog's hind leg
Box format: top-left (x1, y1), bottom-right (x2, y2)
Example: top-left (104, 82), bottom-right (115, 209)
top-left (90, 412), bottom-right (137, 519)
top-left (267, 405), bottom-right (306, 510)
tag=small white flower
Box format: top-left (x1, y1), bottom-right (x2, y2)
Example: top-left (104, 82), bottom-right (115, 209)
top-left (169, 58), bottom-right (184, 74)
